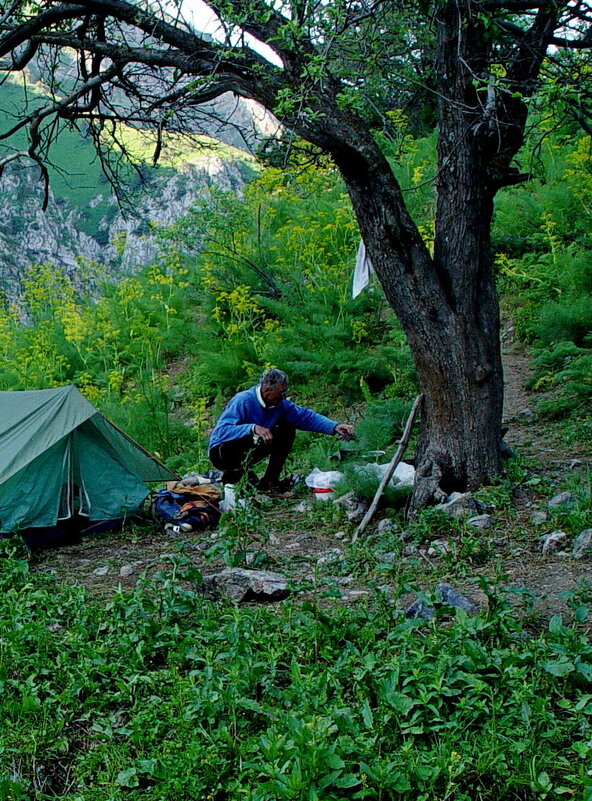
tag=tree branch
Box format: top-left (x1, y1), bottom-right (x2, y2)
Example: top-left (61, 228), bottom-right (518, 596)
top-left (352, 394), bottom-right (423, 542)
top-left (548, 30), bottom-right (592, 48)
top-left (0, 64), bottom-right (118, 141)
top-left (477, 0), bottom-right (566, 9)
top-left (0, 4), bottom-right (88, 58)
top-left (206, 0), bottom-right (290, 54)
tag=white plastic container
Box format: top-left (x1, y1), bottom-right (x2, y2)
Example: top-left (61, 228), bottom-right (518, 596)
top-left (219, 484), bottom-right (236, 512)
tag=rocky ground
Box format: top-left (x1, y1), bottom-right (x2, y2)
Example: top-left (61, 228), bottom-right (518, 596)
top-left (30, 344), bottom-right (592, 625)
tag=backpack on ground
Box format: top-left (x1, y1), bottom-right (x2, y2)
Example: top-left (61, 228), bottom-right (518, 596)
top-left (151, 479), bottom-right (223, 533)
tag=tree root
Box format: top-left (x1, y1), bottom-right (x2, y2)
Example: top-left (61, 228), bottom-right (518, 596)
top-left (408, 456), bottom-right (447, 517)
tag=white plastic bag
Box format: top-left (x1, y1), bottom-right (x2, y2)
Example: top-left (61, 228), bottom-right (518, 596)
top-left (351, 461), bottom-right (415, 489)
top-left (388, 461), bottom-right (415, 488)
top-left (304, 467), bottom-right (344, 500)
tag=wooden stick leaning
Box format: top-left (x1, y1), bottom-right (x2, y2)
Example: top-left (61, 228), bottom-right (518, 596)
top-left (351, 394), bottom-right (423, 543)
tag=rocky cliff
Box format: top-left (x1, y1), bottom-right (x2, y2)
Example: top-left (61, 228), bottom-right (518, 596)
top-left (0, 93), bottom-right (273, 301)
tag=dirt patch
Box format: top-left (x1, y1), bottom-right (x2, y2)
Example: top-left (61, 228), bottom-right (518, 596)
top-left (502, 345), bottom-right (590, 467)
top-left (503, 347), bottom-right (534, 421)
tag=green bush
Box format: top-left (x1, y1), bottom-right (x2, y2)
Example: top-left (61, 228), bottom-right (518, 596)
top-left (337, 459), bottom-right (412, 505)
top-left (354, 396), bottom-right (414, 451)
top-left (530, 342), bottom-right (592, 419)
top-left (158, 160), bottom-right (417, 414)
top-left (536, 297), bottom-right (592, 347)
top-left (495, 129), bottom-right (592, 420)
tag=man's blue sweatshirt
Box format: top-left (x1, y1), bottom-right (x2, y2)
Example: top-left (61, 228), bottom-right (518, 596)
top-left (208, 386), bottom-right (337, 450)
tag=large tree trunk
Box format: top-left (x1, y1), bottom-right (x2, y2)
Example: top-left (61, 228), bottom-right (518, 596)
top-left (279, 0), bottom-right (551, 514)
top-left (405, 287), bottom-right (503, 513)
top-left (334, 141), bottom-right (504, 513)
top-left (408, 0), bottom-right (505, 511)
top-left (374, 200), bottom-right (503, 514)
top-left (408, 0), bottom-right (505, 512)
top-left (325, 1), bottom-right (506, 513)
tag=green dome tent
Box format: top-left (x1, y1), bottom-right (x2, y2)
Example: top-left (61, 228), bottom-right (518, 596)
top-left (0, 385), bottom-right (177, 541)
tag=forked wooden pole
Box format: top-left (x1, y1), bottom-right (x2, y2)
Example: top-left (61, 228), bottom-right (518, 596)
top-left (352, 394), bottom-right (423, 543)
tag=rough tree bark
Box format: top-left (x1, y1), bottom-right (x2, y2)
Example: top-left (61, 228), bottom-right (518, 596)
top-left (312, 1), bottom-right (558, 513)
top-left (290, 0), bottom-right (563, 513)
top-left (305, 6), bottom-right (508, 513)
top-left (336, 127), bottom-right (505, 514)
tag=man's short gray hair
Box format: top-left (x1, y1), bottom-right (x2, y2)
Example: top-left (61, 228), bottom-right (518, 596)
top-left (260, 368), bottom-right (288, 389)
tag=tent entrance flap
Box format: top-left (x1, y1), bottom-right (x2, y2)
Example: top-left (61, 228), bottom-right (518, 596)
top-left (74, 425), bottom-right (149, 520)
top-left (57, 439), bottom-right (73, 520)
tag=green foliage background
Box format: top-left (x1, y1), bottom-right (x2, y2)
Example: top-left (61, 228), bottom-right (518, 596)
top-left (1, 112), bottom-right (591, 469)
top-left (495, 126), bottom-right (592, 435)
top-left (0, 155), bottom-right (420, 472)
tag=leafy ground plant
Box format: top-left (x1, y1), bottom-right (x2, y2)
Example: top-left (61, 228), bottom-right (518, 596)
top-left (206, 482), bottom-right (270, 568)
top-left (2, 546), bottom-right (592, 800)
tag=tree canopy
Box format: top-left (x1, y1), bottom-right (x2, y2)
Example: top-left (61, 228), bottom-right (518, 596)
top-left (1, 0), bottom-right (588, 188)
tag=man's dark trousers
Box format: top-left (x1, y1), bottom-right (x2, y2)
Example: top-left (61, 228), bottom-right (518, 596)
top-left (208, 421), bottom-right (295, 485)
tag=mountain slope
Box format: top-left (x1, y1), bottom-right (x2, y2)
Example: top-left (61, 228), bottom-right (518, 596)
top-left (0, 77), bottom-right (269, 299)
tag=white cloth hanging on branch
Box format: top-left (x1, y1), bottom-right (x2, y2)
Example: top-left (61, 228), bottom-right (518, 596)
top-left (352, 239), bottom-right (375, 299)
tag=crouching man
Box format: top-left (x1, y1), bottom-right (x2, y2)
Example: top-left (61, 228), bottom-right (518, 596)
top-left (208, 368), bottom-right (354, 494)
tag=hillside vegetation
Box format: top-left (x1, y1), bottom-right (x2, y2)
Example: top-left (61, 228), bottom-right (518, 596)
top-left (0, 75), bottom-right (253, 216)
top-left (0, 120), bottom-right (590, 467)
top-left (0, 75), bottom-right (255, 297)
top-left (1, 119), bottom-right (592, 800)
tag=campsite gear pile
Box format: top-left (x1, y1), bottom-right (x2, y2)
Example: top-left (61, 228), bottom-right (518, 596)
top-left (151, 475), bottom-right (223, 534)
top-left (0, 385), bottom-right (177, 547)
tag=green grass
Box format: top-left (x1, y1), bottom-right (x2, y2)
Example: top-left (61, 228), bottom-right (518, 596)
top-left (0, 106), bottom-right (592, 799)
top-left (0, 77), bottom-right (109, 216)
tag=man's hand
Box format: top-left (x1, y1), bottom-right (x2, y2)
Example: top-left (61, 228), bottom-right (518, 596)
top-left (334, 423), bottom-right (355, 441)
top-left (254, 425), bottom-right (273, 444)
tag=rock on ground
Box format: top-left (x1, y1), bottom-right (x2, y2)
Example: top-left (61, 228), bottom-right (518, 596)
top-left (406, 582), bottom-right (477, 620)
top-left (317, 548), bottom-right (344, 567)
top-left (541, 530), bottom-right (567, 555)
top-left (202, 568), bottom-right (290, 603)
top-left (467, 514), bottom-right (493, 530)
top-left (436, 492), bottom-right (484, 519)
top-left (547, 492), bottom-right (576, 511)
top-left (572, 530), bottom-right (592, 560)
top-left (530, 510), bottom-right (550, 526)
top-left (426, 539), bottom-right (452, 557)
top-left (376, 518), bottom-right (395, 534)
